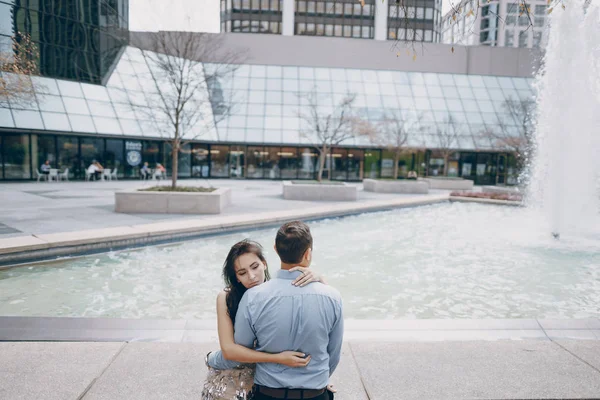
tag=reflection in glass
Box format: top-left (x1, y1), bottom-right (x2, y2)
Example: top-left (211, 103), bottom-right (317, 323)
top-left (330, 148), bottom-right (347, 180)
top-left (279, 147), bottom-right (298, 179)
top-left (105, 139), bottom-right (124, 178)
top-left (230, 145), bottom-right (246, 178)
top-left (192, 144), bottom-right (210, 178)
top-left (298, 147), bottom-right (318, 179)
top-left (58, 136), bottom-right (78, 180)
top-left (364, 149), bottom-right (381, 179)
top-left (211, 145), bottom-right (230, 178)
top-left (265, 147), bottom-right (281, 179)
top-left (247, 146), bottom-right (267, 178)
top-left (3, 134), bottom-right (31, 179)
top-left (347, 149), bottom-right (364, 180)
top-left (34, 134), bottom-right (57, 174)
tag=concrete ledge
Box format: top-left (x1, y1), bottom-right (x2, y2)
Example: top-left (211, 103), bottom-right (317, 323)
top-left (1, 316), bottom-right (599, 342)
top-left (0, 194), bottom-right (448, 266)
top-left (421, 177), bottom-right (474, 190)
top-left (115, 188), bottom-right (231, 214)
top-left (482, 185), bottom-right (522, 195)
top-left (363, 179), bottom-right (429, 194)
top-left (282, 181), bottom-right (358, 201)
top-left (449, 196), bottom-right (523, 207)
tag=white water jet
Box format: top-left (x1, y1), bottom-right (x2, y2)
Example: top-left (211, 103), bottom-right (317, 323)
top-left (528, 0), bottom-right (600, 237)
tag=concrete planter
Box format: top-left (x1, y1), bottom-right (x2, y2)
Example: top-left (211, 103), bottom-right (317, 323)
top-left (482, 185), bottom-right (521, 195)
top-left (115, 188), bottom-right (231, 214)
top-left (282, 181), bottom-right (357, 201)
top-left (421, 177), bottom-right (474, 190)
top-left (363, 179), bottom-right (429, 194)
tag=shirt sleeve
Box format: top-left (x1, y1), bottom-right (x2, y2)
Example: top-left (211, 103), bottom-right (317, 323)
top-left (233, 292), bottom-right (257, 348)
top-left (327, 299), bottom-right (344, 376)
top-left (207, 349), bottom-right (242, 370)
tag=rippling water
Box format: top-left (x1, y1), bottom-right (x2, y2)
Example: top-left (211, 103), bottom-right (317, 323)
top-left (1, 203), bottom-right (599, 319)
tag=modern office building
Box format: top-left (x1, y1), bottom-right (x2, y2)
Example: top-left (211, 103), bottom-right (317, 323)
top-left (441, 0), bottom-right (548, 48)
top-left (0, 26), bottom-right (540, 185)
top-left (0, 0), bottom-right (129, 85)
top-left (220, 0), bottom-right (443, 42)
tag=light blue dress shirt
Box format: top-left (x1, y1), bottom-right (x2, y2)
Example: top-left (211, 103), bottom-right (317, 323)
top-left (208, 269), bottom-right (344, 389)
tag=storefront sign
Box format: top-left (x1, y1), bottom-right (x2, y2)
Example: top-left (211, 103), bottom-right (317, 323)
top-left (125, 141), bottom-right (142, 166)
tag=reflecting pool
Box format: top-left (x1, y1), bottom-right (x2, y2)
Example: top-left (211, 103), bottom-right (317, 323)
top-left (1, 203), bottom-right (599, 319)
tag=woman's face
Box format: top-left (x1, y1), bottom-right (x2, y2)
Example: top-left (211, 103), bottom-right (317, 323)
top-left (234, 252), bottom-right (267, 289)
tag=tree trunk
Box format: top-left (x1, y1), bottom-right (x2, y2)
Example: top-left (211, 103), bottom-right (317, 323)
top-left (171, 141), bottom-right (179, 189)
top-left (443, 154), bottom-right (449, 176)
top-left (317, 145), bottom-right (327, 182)
top-left (393, 150), bottom-right (401, 180)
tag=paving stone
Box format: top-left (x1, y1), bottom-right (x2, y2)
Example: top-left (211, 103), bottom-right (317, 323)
top-left (350, 340), bottom-right (600, 399)
top-left (83, 342), bottom-right (213, 400)
top-left (0, 342), bottom-right (122, 400)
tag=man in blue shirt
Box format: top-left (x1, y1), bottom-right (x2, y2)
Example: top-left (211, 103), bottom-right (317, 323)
top-left (209, 221), bottom-right (344, 399)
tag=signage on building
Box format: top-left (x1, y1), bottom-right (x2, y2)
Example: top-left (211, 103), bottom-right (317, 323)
top-left (125, 141), bottom-right (142, 166)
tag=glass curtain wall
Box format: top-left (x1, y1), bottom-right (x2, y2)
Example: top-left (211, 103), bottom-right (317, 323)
top-left (105, 139), bottom-right (124, 178)
top-left (330, 148), bottom-right (347, 181)
top-left (57, 136), bottom-right (78, 180)
top-left (80, 137), bottom-right (105, 178)
top-left (265, 147), bottom-right (281, 179)
top-left (34, 135), bottom-right (57, 174)
top-left (364, 149), bottom-right (381, 179)
top-left (347, 149), bottom-right (364, 180)
top-left (3, 134), bottom-right (31, 179)
top-left (230, 145), bottom-right (245, 178)
top-left (298, 147), bottom-right (318, 179)
top-left (279, 147), bottom-right (299, 179)
top-left (247, 146), bottom-right (267, 178)
top-left (211, 145), bottom-right (230, 178)
top-left (192, 144), bottom-right (210, 178)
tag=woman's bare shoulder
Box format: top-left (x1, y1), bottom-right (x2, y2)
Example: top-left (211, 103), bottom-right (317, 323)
top-left (217, 289), bottom-right (229, 303)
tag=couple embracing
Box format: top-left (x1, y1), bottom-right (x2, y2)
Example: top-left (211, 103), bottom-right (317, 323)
top-left (202, 221), bottom-right (344, 400)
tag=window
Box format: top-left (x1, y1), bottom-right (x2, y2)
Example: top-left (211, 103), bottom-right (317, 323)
top-left (505, 31), bottom-right (515, 47)
top-left (518, 30), bottom-right (529, 47)
top-left (533, 31), bottom-right (542, 48)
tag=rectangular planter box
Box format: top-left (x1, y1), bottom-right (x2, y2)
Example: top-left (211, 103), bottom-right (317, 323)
top-left (482, 185), bottom-right (521, 195)
top-left (421, 177), bottom-right (474, 190)
top-left (282, 181), bottom-right (357, 201)
top-left (115, 188), bottom-right (231, 214)
top-left (363, 179), bottom-right (429, 194)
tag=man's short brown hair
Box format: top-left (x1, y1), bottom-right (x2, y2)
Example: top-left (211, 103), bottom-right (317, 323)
top-left (275, 221), bottom-right (313, 264)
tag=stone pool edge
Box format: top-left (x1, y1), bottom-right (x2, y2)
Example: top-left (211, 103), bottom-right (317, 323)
top-left (0, 194), bottom-right (450, 267)
top-left (0, 316), bottom-right (599, 342)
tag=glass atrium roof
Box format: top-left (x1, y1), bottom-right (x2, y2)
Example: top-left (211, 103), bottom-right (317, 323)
top-left (0, 46), bottom-right (534, 150)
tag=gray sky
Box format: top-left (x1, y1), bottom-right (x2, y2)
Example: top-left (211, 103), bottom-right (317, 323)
top-left (130, 0), bottom-right (453, 33)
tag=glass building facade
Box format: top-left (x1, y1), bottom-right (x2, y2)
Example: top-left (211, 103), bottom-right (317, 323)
top-left (220, 0), bottom-right (283, 34)
top-left (387, 0), bottom-right (441, 42)
top-left (295, 0), bottom-right (375, 38)
top-left (1, 46), bottom-right (530, 184)
top-left (0, 0), bottom-right (129, 84)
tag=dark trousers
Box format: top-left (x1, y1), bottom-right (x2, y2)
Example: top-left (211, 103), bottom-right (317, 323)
top-left (254, 392), bottom-right (329, 400)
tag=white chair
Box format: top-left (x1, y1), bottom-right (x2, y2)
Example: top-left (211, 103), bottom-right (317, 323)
top-left (111, 168), bottom-right (118, 181)
top-left (102, 168), bottom-right (112, 181)
top-left (85, 170), bottom-right (93, 181)
top-left (140, 169), bottom-right (149, 180)
top-left (48, 169), bottom-right (59, 182)
top-left (35, 169), bottom-right (47, 182)
top-left (153, 169), bottom-right (164, 180)
top-left (59, 168), bottom-right (69, 181)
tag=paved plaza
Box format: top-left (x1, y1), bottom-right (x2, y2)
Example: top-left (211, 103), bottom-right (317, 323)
top-left (1, 180), bottom-right (600, 399)
top-left (0, 179), bottom-right (447, 238)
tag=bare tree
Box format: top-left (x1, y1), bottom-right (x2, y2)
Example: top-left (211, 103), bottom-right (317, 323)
top-left (298, 90), bottom-right (366, 182)
top-left (0, 33), bottom-right (39, 106)
top-left (133, 31), bottom-right (242, 189)
top-left (434, 114), bottom-right (460, 176)
top-left (487, 97), bottom-right (535, 172)
top-left (372, 110), bottom-right (424, 179)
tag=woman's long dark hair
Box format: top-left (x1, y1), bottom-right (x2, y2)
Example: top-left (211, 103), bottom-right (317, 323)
top-left (223, 239), bottom-right (270, 324)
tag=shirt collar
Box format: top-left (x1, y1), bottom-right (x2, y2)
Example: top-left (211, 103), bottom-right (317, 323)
top-left (276, 269), bottom-right (303, 280)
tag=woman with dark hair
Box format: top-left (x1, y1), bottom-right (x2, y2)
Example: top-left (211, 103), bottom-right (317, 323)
top-left (202, 239), bottom-right (325, 400)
